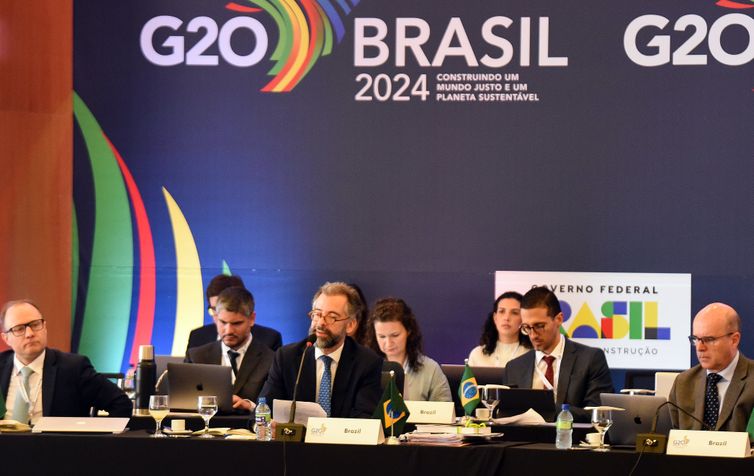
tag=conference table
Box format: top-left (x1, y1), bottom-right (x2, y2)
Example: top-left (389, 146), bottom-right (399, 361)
top-left (2, 426), bottom-right (751, 475)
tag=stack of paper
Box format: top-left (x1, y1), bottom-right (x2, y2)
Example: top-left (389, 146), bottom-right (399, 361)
top-left (405, 432), bottom-right (464, 446)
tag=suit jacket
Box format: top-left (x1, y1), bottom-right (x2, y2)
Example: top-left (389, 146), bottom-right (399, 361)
top-left (260, 337), bottom-right (382, 418)
top-left (668, 353), bottom-right (754, 431)
top-left (185, 337), bottom-right (274, 404)
top-left (0, 348), bottom-right (132, 418)
top-left (504, 338), bottom-right (614, 422)
top-left (185, 323), bottom-right (282, 357)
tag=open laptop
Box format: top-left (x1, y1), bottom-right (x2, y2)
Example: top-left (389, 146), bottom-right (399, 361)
top-left (600, 393), bottom-right (672, 447)
top-left (155, 355), bottom-right (185, 393)
top-left (167, 363), bottom-right (234, 414)
top-left (32, 417), bottom-right (130, 434)
top-left (497, 388), bottom-right (557, 421)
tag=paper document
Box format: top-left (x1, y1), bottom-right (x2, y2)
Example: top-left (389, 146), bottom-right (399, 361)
top-left (491, 408), bottom-right (547, 425)
top-left (272, 400), bottom-right (327, 425)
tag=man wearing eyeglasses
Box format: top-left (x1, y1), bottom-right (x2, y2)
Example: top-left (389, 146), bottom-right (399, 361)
top-left (504, 287), bottom-right (614, 422)
top-left (186, 287), bottom-right (274, 412)
top-left (669, 302), bottom-right (754, 431)
top-left (260, 282), bottom-right (382, 418)
top-left (0, 299), bottom-right (132, 424)
top-left (185, 274), bottom-right (283, 357)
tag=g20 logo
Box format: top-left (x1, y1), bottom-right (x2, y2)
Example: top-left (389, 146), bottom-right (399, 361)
top-left (624, 13), bottom-right (754, 66)
top-left (140, 16), bottom-right (268, 67)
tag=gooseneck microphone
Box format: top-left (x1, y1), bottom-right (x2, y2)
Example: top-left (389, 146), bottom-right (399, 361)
top-left (275, 334), bottom-right (317, 442)
top-left (637, 400), bottom-right (712, 453)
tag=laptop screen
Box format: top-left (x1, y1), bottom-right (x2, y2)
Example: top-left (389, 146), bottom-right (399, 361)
top-left (167, 363), bottom-right (234, 413)
top-left (600, 393), bottom-right (671, 446)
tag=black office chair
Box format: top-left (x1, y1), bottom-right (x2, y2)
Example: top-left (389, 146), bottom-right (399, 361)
top-left (381, 361), bottom-right (405, 395)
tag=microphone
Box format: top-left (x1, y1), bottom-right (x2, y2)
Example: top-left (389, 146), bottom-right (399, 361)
top-left (275, 334), bottom-right (317, 442)
top-left (636, 400), bottom-right (712, 453)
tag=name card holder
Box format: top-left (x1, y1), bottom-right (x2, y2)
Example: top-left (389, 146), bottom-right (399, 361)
top-left (304, 417), bottom-right (384, 445)
top-left (405, 401), bottom-right (455, 424)
top-left (666, 429), bottom-right (751, 458)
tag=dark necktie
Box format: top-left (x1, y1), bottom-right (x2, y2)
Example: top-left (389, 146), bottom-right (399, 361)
top-left (543, 355), bottom-right (556, 388)
top-left (318, 355), bottom-right (333, 417)
top-left (227, 350), bottom-right (240, 378)
top-left (703, 372), bottom-right (722, 430)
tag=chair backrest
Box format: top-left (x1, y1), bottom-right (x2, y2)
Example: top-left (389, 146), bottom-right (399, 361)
top-left (654, 372), bottom-right (680, 400)
top-left (381, 360), bottom-right (405, 395)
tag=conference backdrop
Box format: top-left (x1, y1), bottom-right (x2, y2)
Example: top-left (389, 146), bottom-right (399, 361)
top-left (73, 0), bottom-right (754, 373)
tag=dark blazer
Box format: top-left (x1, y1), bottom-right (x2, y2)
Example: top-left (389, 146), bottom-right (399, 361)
top-left (260, 337), bottom-right (382, 418)
top-left (185, 337), bottom-right (274, 404)
top-left (669, 353), bottom-right (754, 431)
top-left (0, 348), bottom-right (132, 418)
top-left (185, 323), bottom-right (282, 357)
top-left (504, 338), bottom-right (614, 422)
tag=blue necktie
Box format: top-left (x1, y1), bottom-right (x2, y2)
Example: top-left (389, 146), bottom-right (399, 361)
top-left (318, 355), bottom-right (333, 417)
top-left (703, 372), bottom-right (722, 430)
top-left (12, 366), bottom-right (33, 423)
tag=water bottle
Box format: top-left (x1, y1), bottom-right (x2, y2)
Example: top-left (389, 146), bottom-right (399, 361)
top-left (255, 397), bottom-right (272, 441)
top-left (555, 403), bottom-right (573, 449)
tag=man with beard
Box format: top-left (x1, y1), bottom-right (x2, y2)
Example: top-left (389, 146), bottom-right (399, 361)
top-left (504, 287), bottom-right (614, 422)
top-left (186, 286), bottom-right (273, 412)
top-left (260, 282), bottom-right (382, 418)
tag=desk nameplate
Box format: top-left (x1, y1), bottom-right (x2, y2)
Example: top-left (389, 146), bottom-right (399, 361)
top-left (666, 429), bottom-right (751, 458)
top-left (304, 417), bottom-right (385, 445)
top-left (406, 401), bottom-right (455, 424)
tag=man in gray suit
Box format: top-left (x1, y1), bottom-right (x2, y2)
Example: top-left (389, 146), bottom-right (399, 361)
top-left (669, 303), bottom-right (754, 431)
top-left (186, 287), bottom-right (273, 412)
top-left (504, 287), bottom-right (613, 422)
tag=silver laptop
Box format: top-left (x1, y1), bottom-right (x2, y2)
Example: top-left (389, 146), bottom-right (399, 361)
top-left (167, 362), bottom-right (233, 413)
top-left (600, 393), bottom-right (672, 447)
top-left (155, 355), bottom-right (185, 393)
top-left (654, 372), bottom-right (679, 400)
top-left (32, 417), bottom-right (129, 434)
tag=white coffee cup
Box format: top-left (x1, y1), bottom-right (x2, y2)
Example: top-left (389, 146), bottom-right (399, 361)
top-left (475, 408), bottom-right (491, 420)
top-left (171, 419), bottom-right (186, 431)
top-left (585, 432), bottom-right (600, 446)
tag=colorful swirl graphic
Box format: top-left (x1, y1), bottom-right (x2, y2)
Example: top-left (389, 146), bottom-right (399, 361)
top-left (234, 0), bottom-right (361, 92)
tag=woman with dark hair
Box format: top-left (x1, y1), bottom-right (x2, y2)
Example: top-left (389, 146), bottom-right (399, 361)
top-left (467, 291), bottom-right (531, 367)
top-left (367, 298), bottom-right (452, 402)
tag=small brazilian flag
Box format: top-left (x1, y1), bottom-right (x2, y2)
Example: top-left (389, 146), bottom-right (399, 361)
top-left (372, 374), bottom-right (410, 436)
top-left (747, 407), bottom-right (754, 441)
top-left (458, 363), bottom-right (480, 416)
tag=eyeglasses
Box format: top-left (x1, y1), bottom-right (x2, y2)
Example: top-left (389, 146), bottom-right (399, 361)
top-left (307, 310), bottom-right (350, 325)
top-left (520, 322), bottom-right (548, 335)
top-left (687, 333), bottom-right (734, 346)
top-left (3, 319), bottom-right (46, 337)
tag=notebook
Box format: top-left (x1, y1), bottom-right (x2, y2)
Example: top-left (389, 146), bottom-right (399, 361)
top-left (167, 362), bottom-right (234, 413)
top-left (32, 417), bottom-right (130, 434)
top-left (600, 393), bottom-right (672, 447)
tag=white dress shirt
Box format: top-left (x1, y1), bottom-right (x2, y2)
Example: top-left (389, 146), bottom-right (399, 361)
top-left (220, 334), bottom-right (252, 385)
top-left (532, 334), bottom-right (565, 400)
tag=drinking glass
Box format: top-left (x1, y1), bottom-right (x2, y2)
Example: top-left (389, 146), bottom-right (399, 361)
top-left (590, 408), bottom-right (613, 451)
top-left (148, 395), bottom-right (169, 438)
top-left (480, 384), bottom-right (506, 420)
top-left (197, 395), bottom-right (218, 438)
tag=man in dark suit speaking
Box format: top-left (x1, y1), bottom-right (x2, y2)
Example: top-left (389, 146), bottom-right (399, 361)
top-left (260, 282), bottom-right (382, 418)
top-left (186, 287), bottom-right (273, 412)
top-left (669, 303), bottom-right (754, 431)
top-left (504, 287), bottom-right (614, 422)
top-left (1, 300), bottom-right (132, 423)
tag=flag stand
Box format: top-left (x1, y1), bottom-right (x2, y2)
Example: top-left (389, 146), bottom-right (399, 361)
top-left (386, 371), bottom-right (400, 445)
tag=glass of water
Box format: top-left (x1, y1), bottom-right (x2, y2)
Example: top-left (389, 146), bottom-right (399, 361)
top-left (148, 395), bottom-right (169, 438)
top-left (590, 408), bottom-right (613, 451)
top-left (197, 395), bottom-right (218, 438)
